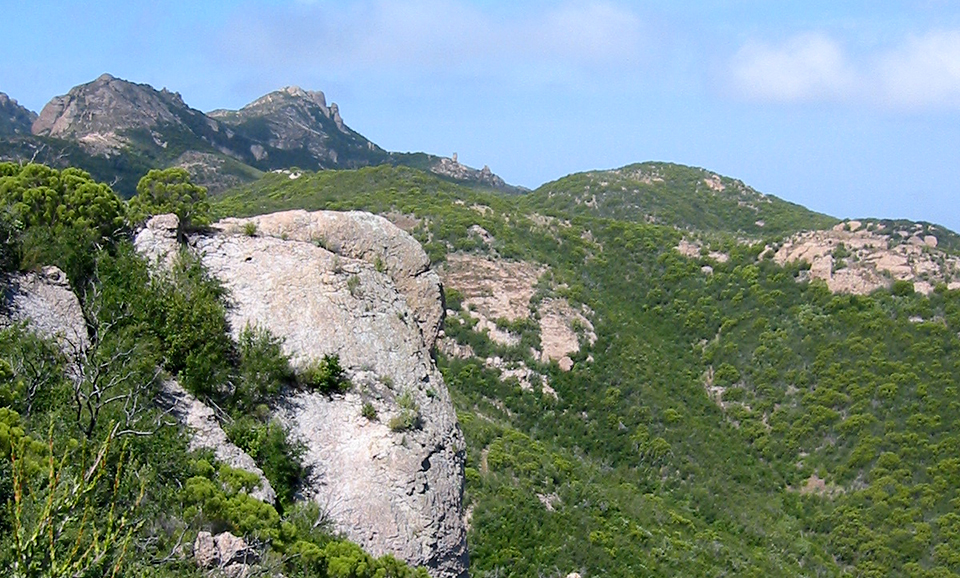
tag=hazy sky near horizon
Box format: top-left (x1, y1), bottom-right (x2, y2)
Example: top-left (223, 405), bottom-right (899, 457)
top-left (3, 1), bottom-right (960, 230)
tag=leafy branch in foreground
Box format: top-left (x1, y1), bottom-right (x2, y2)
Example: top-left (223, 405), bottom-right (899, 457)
top-left (8, 428), bottom-right (145, 578)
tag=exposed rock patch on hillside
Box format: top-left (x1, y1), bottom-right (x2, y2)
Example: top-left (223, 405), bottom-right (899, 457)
top-left (137, 212), bottom-right (467, 578)
top-left (676, 239), bottom-right (730, 263)
top-left (442, 254), bottom-right (542, 326)
top-left (439, 254), bottom-right (595, 374)
top-left (774, 221), bottom-right (960, 295)
top-left (537, 298), bottom-right (597, 367)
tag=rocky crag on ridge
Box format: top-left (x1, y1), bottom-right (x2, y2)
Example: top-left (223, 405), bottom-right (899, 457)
top-left (136, 210), bottom-right (468, 578)
top-left (0, 92), bottom-right (37, 136)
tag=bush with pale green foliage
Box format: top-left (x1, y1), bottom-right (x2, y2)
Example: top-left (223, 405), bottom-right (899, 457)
top-left (299, 355), bottom-right (347, 394)
top-left (129, 167), bottom-right (210, 230)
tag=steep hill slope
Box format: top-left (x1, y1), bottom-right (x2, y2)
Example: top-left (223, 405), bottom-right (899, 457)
top-left (527, 161), bottom-right (838, 236)
top-left (213, 165), bottom-right (960, 577)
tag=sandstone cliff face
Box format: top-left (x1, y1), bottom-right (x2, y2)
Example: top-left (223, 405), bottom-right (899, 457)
top-left (136, 211), bottom-right (468, 578)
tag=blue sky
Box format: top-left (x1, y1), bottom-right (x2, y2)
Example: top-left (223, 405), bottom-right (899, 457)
top-left (3, 1), bottom-right (960, 231)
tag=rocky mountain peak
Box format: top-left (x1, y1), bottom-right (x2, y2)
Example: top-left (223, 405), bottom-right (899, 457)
top-left (210, 85), bottom-right (381, 167)
top-left (31, 73), bottom-right (202, 153)
top-left (430, 155), bottom-right (508, 190)
top-left (281, 85), bottom-right (328, 109)
top-left (0, 91), bottom-right (38, 136)
top-left (1, 74), bottom-right (512, 194)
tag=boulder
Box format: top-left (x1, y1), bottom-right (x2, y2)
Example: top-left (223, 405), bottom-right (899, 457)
top-left (194, 531), bottom-right (258, 577)
top-left (134, 212), bottom-right (181, 267)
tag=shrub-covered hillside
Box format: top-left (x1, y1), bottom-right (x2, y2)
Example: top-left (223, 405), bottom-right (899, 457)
top-left (215, 164), bottom-right (960, 578)
top-left (525, 161), bottom-right (838, 237)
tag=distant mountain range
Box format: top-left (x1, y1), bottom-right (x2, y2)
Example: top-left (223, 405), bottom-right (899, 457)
top-left (0, 74), bottom-right (509, 196)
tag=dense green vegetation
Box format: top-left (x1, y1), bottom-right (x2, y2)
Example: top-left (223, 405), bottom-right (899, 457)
top-left (215, 164), bottom-right (960, 577)
top-left (0, 162), bottom-right (429, 577)
top-left (6, 157), bottom-right (960, 577)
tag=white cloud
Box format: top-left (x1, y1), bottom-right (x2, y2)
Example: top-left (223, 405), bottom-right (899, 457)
top-left (729, 33), bottom-right (856, 102)
top-left (875, 30), bottom-right (960, 109)
top-left (728, 29), bottom-right (960, 111)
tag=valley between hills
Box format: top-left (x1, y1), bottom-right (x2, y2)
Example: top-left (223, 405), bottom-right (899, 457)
top-left (1, 75), bottom-right (959, 578)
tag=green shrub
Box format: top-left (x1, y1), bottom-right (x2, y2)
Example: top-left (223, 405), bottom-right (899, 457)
top-left (714, 362), bottom-right (741, 387)
top-left (128, 167), bottom-right (210, 230)
top-left (362, 402), bottom-right (378, 421)
top-left (326, 541), bottom-right (431, 578)
top-left (235, 324), bottom-right (292, 408)
top-left (389, 391), bottom-right (421, 432)
top-left (891, 279), bottom-right (915, 296)
top-left (0, 163), bottom-right (128, 286)
top-left (0, 163), bottom-right (126, 239)
top-left (156, 251), bottom-right (233, 396)
top-left (443, 287), bottom-right (464, 311)
top-left (347, 274), bottom-right (361, 297)
top-left (299, 355), bottom-right (347, 394)
top-left (182, 472), bottom-right (281, 541)
top-left (226, 418), bottom-right (304, 508)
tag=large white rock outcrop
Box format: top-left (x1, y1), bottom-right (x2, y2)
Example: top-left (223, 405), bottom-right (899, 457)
top-left (215, 210), bottom-right (444, 350)
top-left (136, 211), bottom-right (467, 578)
top-left (1, 266), bottom-right (87, 352)
top-left (774, 222), bottom-right (960, 295)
